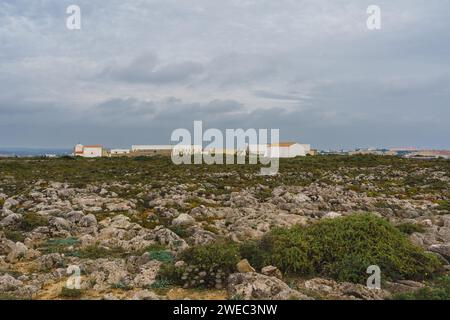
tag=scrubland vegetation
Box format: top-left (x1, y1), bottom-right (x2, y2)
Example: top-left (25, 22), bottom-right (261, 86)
top-left (0, 155), bottom-right (448, 300)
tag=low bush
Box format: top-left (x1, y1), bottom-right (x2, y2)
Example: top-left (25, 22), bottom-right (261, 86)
top-left (159, 241), bottom-right (240, 289)
top-left (243, 214), bottom-right (442, 284)
top-left (19, 213), bottom-right (48, 232)
top-left (179, 241), bottom-right (240, 274)
top-left (393, 276), bottom-right (450, 300)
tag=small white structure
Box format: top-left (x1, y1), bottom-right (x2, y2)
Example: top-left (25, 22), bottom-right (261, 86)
top-left (74, 144), bottom-right (84, 156)
top-left (74, 144), bottom-right (104, 158)
top-left (110, 149), bottom-right (130, 155)
top-left (267, 142), bottom-right (311, 158)
top-left (131, 145), bottom-right (173, 152)
top-left (173, 145), bottom-right (202, 155)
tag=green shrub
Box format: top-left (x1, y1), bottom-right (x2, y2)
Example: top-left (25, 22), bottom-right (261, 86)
top-left (159, 241), bottom-right (240, 289)
top-left (19, 213), bottom-right (48, 232)
top-left (180, 241), bottom-right (240, 274)
top-left (393, 276), bottom-right (450, 300)
top-left (396, 222), bottom-right (425, 235)
top-left (158, 263), bottom-right (186, 285)
top-left (259, 226), bottom-right (314, 275)
top-left (239, 241), bottom-right (267, 271)
top-left (247, 214), bottom-right (442, 284)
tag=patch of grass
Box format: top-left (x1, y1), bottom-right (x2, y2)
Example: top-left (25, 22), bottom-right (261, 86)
top-left (0, 293), bottom-right (25, 300)
top-left (111, 281), bottom-right (133, 291)
top-left (168, 225), bottom-right (193, 238)
top-left (435, 200), bottom-right (450, 214)
top-left (1, 229), bottom-right (26, 242)
top-left (19, 213), bottom-right (48, 232)
top-left (39, 237), bottom-right (79, 254)
top-left (59, 287), bottom-right (83, 298)
top-left (71, 245), bottom-right (127, 259)
top-left (150, 277), bottom-right (177, 295)
top-left (149, 250), bottom-right (174, 263)
top-left (396, 222), bottom-right (425, 235)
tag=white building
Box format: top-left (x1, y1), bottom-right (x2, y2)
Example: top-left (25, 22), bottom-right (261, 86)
top-left (74, 144), bottom-right (104, 158)
top-left (173, 145), bottom-right (202, 155)
top-left (267, 142), bottom-right (311, 158)
top-left (110, 149), bottom-right (130, 155)
top-left (131, 145), bottom-right (173, 152)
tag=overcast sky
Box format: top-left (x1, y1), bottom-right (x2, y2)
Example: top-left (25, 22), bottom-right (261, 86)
top-left (0, 0), bottom-right (449, 150)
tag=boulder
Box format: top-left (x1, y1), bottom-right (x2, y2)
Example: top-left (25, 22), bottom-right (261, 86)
top-left (66, 211), bottom-right (85, 223)
top-left (302, 278), bottom-right (389, 300)
top-left (0, 213), bottom-right (22, 227)
top-left (172, 213), bottom-right (195, 227)
top-left (428, 244), bottom-right (450, 262)
top-left (0, 274), bottom-right (23, 292)
top-left (261, 266), bottom-right (283, 279)
top-left (37, 253), bottom-right (64, 270)
top-left (153, 226), bottom-right (188, 251)
top-left (6, 242), bottom-right (28, 262)
top-left (132, 260), bottom-right (162, 288)
top-left (227, 273), bottom-right (311, 300)
top-left (323, 211), bottom-right (342, 219)
top-left (131, 290), bottom-right (161, 300)
top-left (79, 214), bottom-right (97, 227)
top-left (236, 259), bottom-right (255, 273)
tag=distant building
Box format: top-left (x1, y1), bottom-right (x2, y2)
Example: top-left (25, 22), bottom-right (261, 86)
top-left (267, 142), bottom-right (311, 158)
top-left (173, 145), bottom-right (202, 155)
top-left (404, 150), bottom-right (450, 159)
top-left (110, 149), bottom-right (130, 156)
top-left (74, 144), bottom-right (105, 158)
top-left (203, 148), bottom-right (246, 156)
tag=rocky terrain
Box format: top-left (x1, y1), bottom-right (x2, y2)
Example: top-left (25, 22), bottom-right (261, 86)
top-left (0, 155), bottom-right (449, 300)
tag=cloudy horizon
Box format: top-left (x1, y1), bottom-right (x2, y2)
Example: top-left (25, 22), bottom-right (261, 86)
top-left (1, 0), bottom-right (449, 150)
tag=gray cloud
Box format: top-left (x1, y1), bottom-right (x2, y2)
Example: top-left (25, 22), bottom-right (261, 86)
top-left (102, 53), bottom-right (204, 84)
top-left (0, 0), bottom-right (449, 149)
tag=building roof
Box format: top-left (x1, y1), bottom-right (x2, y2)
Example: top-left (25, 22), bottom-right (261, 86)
top-left (269, 142), bottom-right (297, 147)
top-left (84, 145), bottom-right (103, 148)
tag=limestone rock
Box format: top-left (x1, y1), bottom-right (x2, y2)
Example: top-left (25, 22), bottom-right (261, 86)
top-left (227, 273), bottom-right (311, 300)
top-left (261, 266), bottom-right (283, 279)
top-left (172, 213), bottom-right (195, 227)
top-left (236, 259), bottom-right (255, 273)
